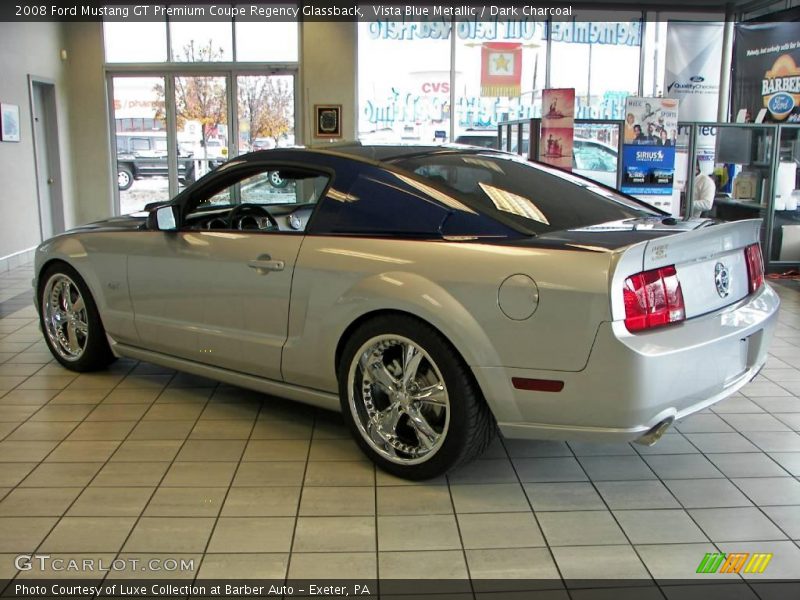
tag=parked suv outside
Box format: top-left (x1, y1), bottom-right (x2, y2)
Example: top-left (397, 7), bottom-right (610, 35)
top-left (116, 132), bottom-right (196, 191)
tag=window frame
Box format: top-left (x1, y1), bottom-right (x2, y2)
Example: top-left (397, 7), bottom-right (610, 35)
top-left (173, 159), bottom-right (335, 235)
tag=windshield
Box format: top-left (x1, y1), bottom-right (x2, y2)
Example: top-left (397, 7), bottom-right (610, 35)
top-left (392, 151), bottom-right (662, 235)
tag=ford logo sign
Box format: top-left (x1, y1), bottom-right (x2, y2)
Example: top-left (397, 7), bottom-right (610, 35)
top-left (768, 92), bottom-right (795, 119)
top-left (690, 76), bottom-right (705, 83)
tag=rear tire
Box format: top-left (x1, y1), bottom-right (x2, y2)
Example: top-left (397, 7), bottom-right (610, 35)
top-left (338, 314), bottom-right (496, 480)
top-left (38, 262), bottom-right (116, 372)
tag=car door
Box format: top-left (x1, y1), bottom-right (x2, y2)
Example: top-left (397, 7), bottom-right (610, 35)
top-left (127, 163), bottom-right (330, 381)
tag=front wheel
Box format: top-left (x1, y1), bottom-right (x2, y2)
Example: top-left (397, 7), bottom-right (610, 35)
top-left (38, 263), bottom-right (116, 372)
top-left (117, 166), bottom-right (134, 191)
top-left (338, 315), bottom-right (496, 480)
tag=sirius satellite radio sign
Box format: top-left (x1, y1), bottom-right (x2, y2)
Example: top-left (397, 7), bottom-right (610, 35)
top-left (732, 22), bottom-right (800, 122)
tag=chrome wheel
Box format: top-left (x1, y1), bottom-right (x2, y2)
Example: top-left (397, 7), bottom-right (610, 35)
top-left (269, 171), bottom-right (286, 187)
top-left (42, 274), bottom-right (89, 361)
top-left (348, 335), bottom-right (449, 465)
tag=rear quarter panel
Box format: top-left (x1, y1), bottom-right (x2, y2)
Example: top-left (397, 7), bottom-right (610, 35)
top-left (282, 236), bottom-right (613, 395)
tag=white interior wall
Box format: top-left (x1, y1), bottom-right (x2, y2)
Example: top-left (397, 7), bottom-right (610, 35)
top-left (0, 22), bottom-right (69, 260)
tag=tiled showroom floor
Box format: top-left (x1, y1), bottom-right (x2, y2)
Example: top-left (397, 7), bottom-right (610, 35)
top-left (1, 262), bottom-right (800, 592)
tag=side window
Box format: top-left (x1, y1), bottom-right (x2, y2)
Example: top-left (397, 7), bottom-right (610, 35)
top-left (200, 169), bottom-right (329, 208)
top-left (131, 138), bottom-right (150, 152)
top-left (185, 166), bottom-right (330, 233)
top-left (310, 169), bottom-right (451, 236)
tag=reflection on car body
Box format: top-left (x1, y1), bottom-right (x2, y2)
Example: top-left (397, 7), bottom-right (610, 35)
top-left (34, 144), bottom-right (779, 479)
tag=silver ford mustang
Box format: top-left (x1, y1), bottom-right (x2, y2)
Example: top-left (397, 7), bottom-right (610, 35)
top-left (34, 145), bottom-right (780, 479)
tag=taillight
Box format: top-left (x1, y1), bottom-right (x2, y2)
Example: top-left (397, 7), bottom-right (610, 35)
top-left (623, 265), bottom-right (686, 332)
top-left (745, 243), bottom-right (764, 294)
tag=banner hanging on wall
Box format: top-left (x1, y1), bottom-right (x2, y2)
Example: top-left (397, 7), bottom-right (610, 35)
top-left (539, 88), bottom-right (575, 170)
top-left (480, 42), bottom-right (523, 97)
top-left (621, 97), bottom-right (680, 201)
top-left (732, 22), bottom-right (800, 122)
top-left (665, 21), bottom-right (723, 122)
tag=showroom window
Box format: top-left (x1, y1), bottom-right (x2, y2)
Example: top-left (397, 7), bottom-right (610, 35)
top-left (357, 14), bottom-right (644, 142)
top-left (103, 15), bottom-right (298, 214)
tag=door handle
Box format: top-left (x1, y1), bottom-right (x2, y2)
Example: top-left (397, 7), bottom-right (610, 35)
top-left (247, 258), bottom-right (285, 274)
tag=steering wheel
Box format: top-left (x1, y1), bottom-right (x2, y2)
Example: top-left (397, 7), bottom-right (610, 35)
top-left (227, 203), bottom-right (279, 231)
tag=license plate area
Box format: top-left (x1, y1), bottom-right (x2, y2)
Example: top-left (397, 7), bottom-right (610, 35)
top-left (723, 336), bottom-right (750, 387)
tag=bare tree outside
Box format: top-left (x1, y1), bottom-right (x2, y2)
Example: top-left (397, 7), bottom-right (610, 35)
top-left (238, 76), bottom-right (293, 147)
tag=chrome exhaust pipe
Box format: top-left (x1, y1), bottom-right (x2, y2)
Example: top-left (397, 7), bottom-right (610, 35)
top-left (635, 416), bottom-right (675, 447)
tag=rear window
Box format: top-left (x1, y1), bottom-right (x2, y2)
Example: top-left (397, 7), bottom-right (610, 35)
top-left (393, 152), bottom-right (661, 235)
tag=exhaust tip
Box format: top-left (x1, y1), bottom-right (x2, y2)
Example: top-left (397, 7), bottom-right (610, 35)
top-left (635, 416), bottom-right (675, 447)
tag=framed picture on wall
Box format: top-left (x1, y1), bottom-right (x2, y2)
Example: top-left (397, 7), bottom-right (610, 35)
top-left (0, 103), bottom-right (20, 142)
top-left (315, 104), bottom-right (342, 138)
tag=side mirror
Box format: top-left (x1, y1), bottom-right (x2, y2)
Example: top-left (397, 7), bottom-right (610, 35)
top-left (148, 205), bottom-right (179, 231)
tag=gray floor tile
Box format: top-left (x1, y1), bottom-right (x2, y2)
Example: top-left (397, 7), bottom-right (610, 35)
top-left (503, 439), bottom-right (572, 458)
top-left (676, 414), bottom-right (735, 433)
top-left (665, 478), bottom-right (753, 508)
top-left (242, 439), bottom-right (309, 461)
top-left (457, 512), bottom-right (544, 549)
top-left (222, 486), bottom-right (300, 517)
top-left (199, 553), bottom-right (289, 579)
top-left (176, 440), bottom-right (246, 462)
top-left (92, 462), bottom-right (169, 487)
top-left (144, 487), bottom-right (226, 517)
top-left (743, 431), bottom-right (800, 452)
top-left (40, 516), bottom-right (136, 552)
top-left (567, 441), bottom-right (637, 456)
top-left (523, 482), bottom-right (605, 511)
top-left (614, 509), bottom-right (708, 544)
top-left (67, 486), bottom-right (153, 517)
top-left (66, 421), bottom-right (136, 441)
top-left (578, 455), bottom-right (656, 481)
top-left (683, 433), bottom-right (760, 453)
top-left (733, 477), bottom-right (800, 505)
top-left (594, 480), bottom-right (681, 510)
top-left (293, 516), bottom-right (375, 552)
top-left (538, 510), bottom-right (627, 546)
top-left (378, 514), bottom-right (461, 550)
top-left (706, 452), bottom-right (791, 478)
top-left (288, 552), bottom-right (375, 579)
top-left (161, 461), bottom-right (237, 487)
top-left (208, 516), bottom-right (295, 553)
top-left (189, 419), bottom-right (254, 439)
top-left (643, 454), bottom-right (724, 479)
top-left (512, 457), bottom-right (588, 482)
top-left (0, 462), bottom-right (36, 487)
top-left (0, 441), bottom-right (58, 462)
top-left (303, 460), bottom-right (374, 486)
top-left (379, 550), bottom-right (469, 581)
top-left (447, 459), bottom-right (518, 484)
top-left (761, 505), bottom-right (800, 539)
top-left (768, 452), bottom-right (800, 476)
top-left (450, 483), bottom-right (530, 513)
top-left (720, 413), bottom-right (792, 432)
top-left (109, 440), bottom-right (182, 462)
top-left (123, 516), bottom-right (215, 552)
top-left (0, 487), bottom-right (81, 516)
top-left (552, 544), bottom-right (650, 579)
top-left (19, 462), bottom-right (103, 487)
top-left (775, 413), bottom-right (800, 429)
top-left (690, 507), bottom-right (788, 542)
top-left (377, 484), bottom-right (452, 515)
top-left (128, 420), bottom-right (195, 441)
top-left (300, 486), bottom-right (374, 516)
top-left (5, 421), bottom-right (78, 441)
top-left (308, 438), bottom-right (365, 461)
top-left (232, 461), bottom-right (306, 486)
top-left (45, 440), bottom-right (120, 462)
top-left (467, 547), bottom-right (560, 581)
top-left (0, 517), bottom-right (58, 552)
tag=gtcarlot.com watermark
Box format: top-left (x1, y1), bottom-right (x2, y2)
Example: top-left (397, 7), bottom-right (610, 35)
top-left (14, 554), bottom-right (195, 573)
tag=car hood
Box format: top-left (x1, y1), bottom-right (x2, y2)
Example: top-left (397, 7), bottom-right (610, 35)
top-left (68, 212), bottom-right (148, 233)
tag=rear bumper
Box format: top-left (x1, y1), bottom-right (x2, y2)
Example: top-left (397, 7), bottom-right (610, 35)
top-left (473, 284), bottom-right (780, 443)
